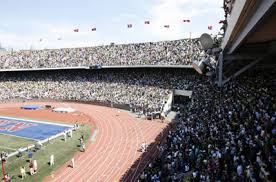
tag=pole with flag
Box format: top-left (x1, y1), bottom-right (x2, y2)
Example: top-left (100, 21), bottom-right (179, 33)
top-left (189, 32), bottom-right (192, 62)
top-left (183, 19), bottom-right (191, 23)
top-left (127, 24), bottom-right (132, 28)
top-left (208, 25), bottom-right (213, 30)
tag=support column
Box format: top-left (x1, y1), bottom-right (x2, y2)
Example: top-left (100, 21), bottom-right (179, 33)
top-left (217, 53), bottom-right (224, 87)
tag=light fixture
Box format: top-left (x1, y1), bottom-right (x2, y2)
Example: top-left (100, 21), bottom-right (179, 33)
top-left (192, 57), bottom-right (210, 75)
top-left (192, 33), bottom-right (221, 75)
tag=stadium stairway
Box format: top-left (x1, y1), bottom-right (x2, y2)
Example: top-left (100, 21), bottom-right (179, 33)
top-left (166, 111), bottom-right (178, 122)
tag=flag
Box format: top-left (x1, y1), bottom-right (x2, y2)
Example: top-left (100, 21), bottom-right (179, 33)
top-left (208, 25), bottom-right (213, 30)
top-left (183, 19), bottom-right (191, 22)
top-left (91, 28), bottom-right (96, 31)
top-left (164, 25), bottom-right (170, 28)
top-left (144, 21), bottom-right (150, 24)
top-left (127, 24), bottom-right (132, 28)
top-left (74, 28), bottom-right (79, 32)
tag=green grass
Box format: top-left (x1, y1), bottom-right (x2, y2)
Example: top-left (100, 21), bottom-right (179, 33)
top-left (2, 125), bottom-right (91, 182)
top-left (0, 134), bottom-right (34, 153)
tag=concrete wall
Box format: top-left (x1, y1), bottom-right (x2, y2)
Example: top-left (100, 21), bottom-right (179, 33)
top-left (174, 90), bottom-right (193, 98)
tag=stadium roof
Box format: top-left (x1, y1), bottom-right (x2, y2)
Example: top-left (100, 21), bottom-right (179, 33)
top-left (218, 0), bottom-right (276, 85)
top-left (222, 0), bottom-right (276, 54)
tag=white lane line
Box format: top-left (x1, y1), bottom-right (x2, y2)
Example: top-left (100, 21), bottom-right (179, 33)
top-left (90, 128), bottom-right (98, 143)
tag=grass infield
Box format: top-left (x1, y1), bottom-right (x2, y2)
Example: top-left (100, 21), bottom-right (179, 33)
top-left (0, 134), bottom-right (34, 153)
top-left (1, 125), bottom-right (91, 182)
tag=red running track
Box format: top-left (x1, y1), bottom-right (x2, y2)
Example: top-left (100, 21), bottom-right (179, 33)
top-left (4, 102), bottom-right (168, 182)
top-left (51, 102), bottom-right (167, 182)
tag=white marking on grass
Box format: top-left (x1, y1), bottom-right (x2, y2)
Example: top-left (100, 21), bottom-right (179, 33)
top-left (0, 115), bottom-right (73, 127)
top-left (0, 132), bottom-right (38, 141)
top-left (0, 145), bottom-right (17, 151)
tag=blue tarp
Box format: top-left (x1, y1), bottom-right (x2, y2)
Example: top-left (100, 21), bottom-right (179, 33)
top-left (21, 105), bottom-right (43, 110)
top-left (0, 116), bottom-right (72, 141)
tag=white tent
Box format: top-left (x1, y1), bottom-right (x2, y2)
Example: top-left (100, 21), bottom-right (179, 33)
top-left (52, 107), bottom-right (76, 113)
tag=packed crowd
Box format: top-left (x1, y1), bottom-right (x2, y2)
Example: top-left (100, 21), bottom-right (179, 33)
top-left (0, 69), bottom-right (197, 113)
top-left (140, 70), bottom-right (276, 182)
top-left (0, 39), bottom-right (201, 69)
top-left (220, 0), bottom-right (235, 36)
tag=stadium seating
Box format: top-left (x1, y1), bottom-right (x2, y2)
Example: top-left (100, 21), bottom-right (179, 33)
top-left (0, 69), bottom-right (198, 113)
top-left (140, 70), bottom-right (276, 181)
top-left (0, 39), bottom-right (201, 69)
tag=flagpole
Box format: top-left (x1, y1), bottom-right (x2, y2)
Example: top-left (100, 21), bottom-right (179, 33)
top-left (1, 160), bottom-right (6, 182)
top-left (189, 32), bottom-right (192, 63)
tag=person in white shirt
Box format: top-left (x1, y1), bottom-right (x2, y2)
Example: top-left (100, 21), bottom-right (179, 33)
top-left (33, 160), bottom-right (38, 174)
top-left (237, 164), bottom-right (243, 176)
top-left (71, 158), bottom-right (75, 168)
top-left (141, 142), bottom-right (147, 152)
top-left (50, 154), bottom-right (54, 166)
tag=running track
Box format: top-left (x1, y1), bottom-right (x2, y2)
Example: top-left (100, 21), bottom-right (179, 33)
top-left (0, 102), bottom-right (168, 182)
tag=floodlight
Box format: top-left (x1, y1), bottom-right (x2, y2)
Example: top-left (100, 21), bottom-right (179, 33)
top-left (192, 57), bottom-right (210, 75)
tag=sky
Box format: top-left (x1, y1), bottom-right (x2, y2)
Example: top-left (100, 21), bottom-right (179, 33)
top-left (0, 0), bottom-right (224, 50)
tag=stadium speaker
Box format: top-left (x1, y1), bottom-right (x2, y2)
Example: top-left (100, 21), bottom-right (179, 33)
top-left (199, 33), bottom-right (214, 51)
top-left (192, 57), bottom-right (210, 75)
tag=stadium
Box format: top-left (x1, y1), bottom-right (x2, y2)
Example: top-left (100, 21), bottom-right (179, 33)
top-left (0, 0), bottom-right (276, 182)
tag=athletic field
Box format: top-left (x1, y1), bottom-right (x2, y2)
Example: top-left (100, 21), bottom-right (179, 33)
top-left (3, 125), bottom-right (90, 182)
top-left (0, 113), bottom-right (91, 182)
